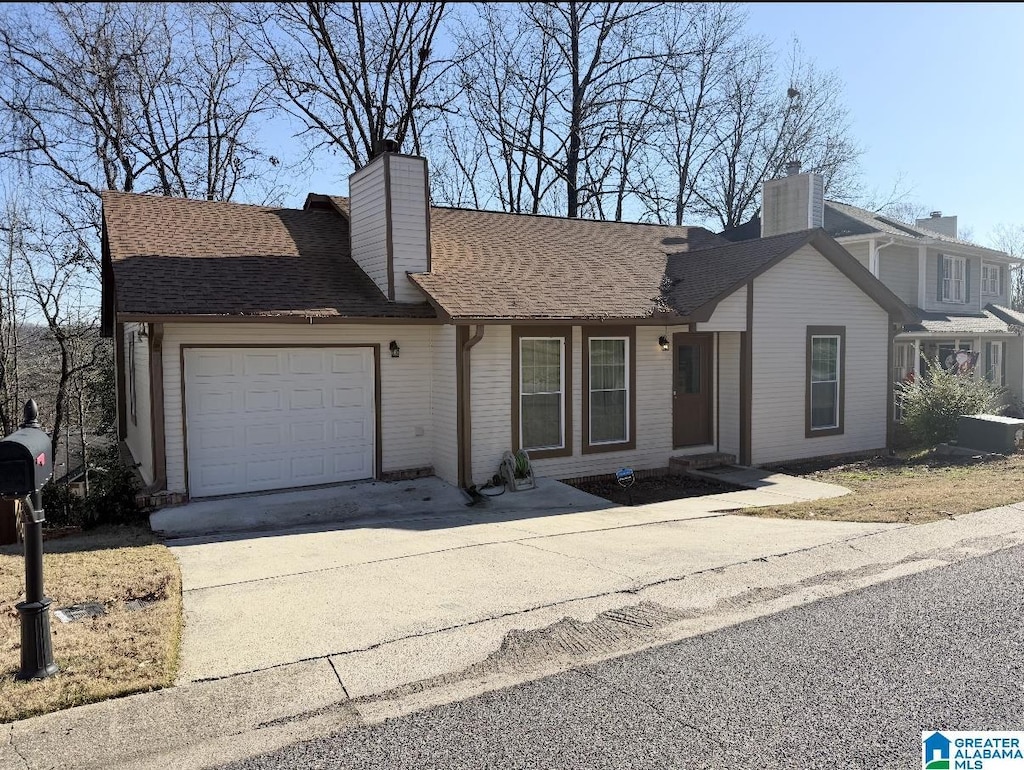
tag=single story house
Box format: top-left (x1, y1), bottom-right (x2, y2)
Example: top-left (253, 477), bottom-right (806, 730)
top-left (100, 149), bottom-right (913, 501)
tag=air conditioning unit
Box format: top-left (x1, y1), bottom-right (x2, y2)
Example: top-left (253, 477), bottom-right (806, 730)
top-left (957, 414), bottom-right (1024, 454)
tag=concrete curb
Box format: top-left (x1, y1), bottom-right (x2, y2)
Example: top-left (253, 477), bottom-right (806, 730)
top-left (5, 503), bottom-right (1023, 770)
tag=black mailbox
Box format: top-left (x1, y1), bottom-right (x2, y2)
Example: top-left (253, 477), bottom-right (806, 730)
top-left (0, 425), bottom-right (52, 499)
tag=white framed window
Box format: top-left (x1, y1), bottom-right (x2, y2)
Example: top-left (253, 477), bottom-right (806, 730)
top-left (588, 337), bottom-right (629, 445)
top-left (942, 255), bottom-right (966, 303)
top-left (982, 263), bottom-right (1001, 295)
top-left (519, 336), bottom-right (565, 451)
top-left (809, 334), bottom-right (841, 431)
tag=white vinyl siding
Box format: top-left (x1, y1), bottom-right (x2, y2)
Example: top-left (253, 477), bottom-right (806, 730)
top-left (388, 155), bottom-right (430, 303)
top-left (875, 243), bottom-right (919, 308)
top-left (123, 323), bottom-right (154, 486)
top-left (347, 160), bottom-right (390, 297)
top-left (717, 332), bottom-right (741, 457)
top-left (162, 324), bottom-right (435, 495)
top-left (751, 244), bottom-right (889, 464)
top-left (430, 325), bottom-right (458, 485)
top-left (695, 286), bottom-right (747, 332)
top-left (520, 337), bottom-right (566, 450)
top-left (588, 337), bottom-right (628, 444)
top-left (942, 255), bottom-right (967, 303)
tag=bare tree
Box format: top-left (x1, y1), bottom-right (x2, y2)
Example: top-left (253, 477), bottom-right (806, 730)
top-left (696, 38), bottom-right (863, 230)
top-left (991, 223), bottom-right (1024, 310)
top-left (0, 3), bottom-right (274, 202)
top-left (238, 2), bottom-right (458, 173)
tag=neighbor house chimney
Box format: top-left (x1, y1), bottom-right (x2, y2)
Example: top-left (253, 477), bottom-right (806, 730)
top-left (916, 210), bottom-right (958, 239)
top-left (348, 139), bottom-right (430, 303)
top-left (760, 161), bottom-right (824, 237)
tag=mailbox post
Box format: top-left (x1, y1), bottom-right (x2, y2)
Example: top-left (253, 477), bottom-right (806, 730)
top-left (0, 400), bottom-right (58, 680)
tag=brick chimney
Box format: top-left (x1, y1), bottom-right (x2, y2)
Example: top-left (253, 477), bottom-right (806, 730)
top-left (916, 211), bottom-right (958, 239)
top-left (348, 140), bottom-right (430, 303)
top-left (760, 160), bottom-right (825, 237)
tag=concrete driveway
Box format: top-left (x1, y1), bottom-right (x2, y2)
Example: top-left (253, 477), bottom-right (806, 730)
top-left (160, 471), bottom-right (893, 695)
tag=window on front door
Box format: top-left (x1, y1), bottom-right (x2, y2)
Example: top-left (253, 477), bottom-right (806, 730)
top-left (942, 255), bottom-right (967, 303)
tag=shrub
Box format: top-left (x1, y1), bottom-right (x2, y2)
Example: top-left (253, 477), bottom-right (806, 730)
top-left (81, 445), bottom-right (142, 528)
top-left (39, 445), bottom-right (141, 530)
top-left (898, 357), bottom-right (1006, 445)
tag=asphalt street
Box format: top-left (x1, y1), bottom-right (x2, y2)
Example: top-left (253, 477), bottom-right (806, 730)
top-left (224, 544), bottom-right (1024, 770)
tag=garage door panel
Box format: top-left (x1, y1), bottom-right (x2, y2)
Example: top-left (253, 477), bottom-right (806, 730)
top-left (332, 419), bottom-right (368, 441)
top-left (331, 351), bottom-right (369, 374)
top-left (289, 388), bottom-right (326, 410)
top-left (196, 390), bottom-right (237, 416)
top-left (193, 352), bottom-right (237, 378)
top-left (245, 424), bottom-right (284, 448)
top-left (245, 389), bottom-right (283, 412)
top-left (185, 347), bottom-right (375, 497)
top-left (290, 421), bottom-right (327, 444)
top-left (195, 426), bottom-right (237, 451)
top-left (243, 353), bottom-right (281, 376)
top-left (288, 351), bottom-right (325, 375)
top-left (333, 386), bottom-right (369, 408)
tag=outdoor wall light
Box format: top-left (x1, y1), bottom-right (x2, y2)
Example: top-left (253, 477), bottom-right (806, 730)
top-left (658, 335), bottom-right (670, 351)
top-left (389, 340), bottom-right (400, 358)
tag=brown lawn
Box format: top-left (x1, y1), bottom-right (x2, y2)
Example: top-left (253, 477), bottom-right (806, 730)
top-left (746, 450), bottom-right (1024, 524)
top-left (0, 525), bottom-right (181, 723)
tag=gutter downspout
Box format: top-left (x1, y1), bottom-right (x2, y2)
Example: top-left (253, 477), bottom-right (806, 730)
top-left (457, 325), bottom-right (485, 495)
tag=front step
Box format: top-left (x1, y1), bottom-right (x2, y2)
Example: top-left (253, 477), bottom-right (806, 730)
top-left (668, 452), bottom-right (737, 474)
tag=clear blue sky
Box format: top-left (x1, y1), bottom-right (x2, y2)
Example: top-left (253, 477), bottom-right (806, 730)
top-left (279, 3), bottom-right (1024, 246)
top-left (742, 2), bottom-right (1024, 246)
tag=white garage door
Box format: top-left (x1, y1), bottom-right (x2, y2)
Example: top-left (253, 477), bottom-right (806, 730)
top-left (184, 347), bottom-right (375, 497)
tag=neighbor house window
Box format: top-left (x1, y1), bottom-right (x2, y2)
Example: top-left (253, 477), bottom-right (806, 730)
top-left (513, 328), bottom-right (571, 457)
top-left (583, 327), bottom-right (636, 452)
top-left (982, 263), bottom-right (1001, 296)
top-left (806, 326), bottom-right (845, 437)
top-left (942, 255), bottom-right (966, 303)
top-left (986, 341), bottom-right (1005, 386)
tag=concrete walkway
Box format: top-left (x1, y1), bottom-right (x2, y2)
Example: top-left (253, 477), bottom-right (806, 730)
top-left (12, 468), bottom-right (1019, 770)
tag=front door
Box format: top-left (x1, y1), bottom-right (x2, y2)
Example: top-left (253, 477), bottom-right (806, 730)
top-left (673, 333), bottom-right (713, 448)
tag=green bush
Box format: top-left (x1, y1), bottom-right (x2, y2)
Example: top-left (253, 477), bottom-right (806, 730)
top-left (898, 357), bottom-right (1006, 445)
top-left (40, 445), bottom-right (141, 530)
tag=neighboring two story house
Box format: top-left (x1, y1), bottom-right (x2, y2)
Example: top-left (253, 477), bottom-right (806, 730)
top-left (724, 165), bottom-right (1024, 417)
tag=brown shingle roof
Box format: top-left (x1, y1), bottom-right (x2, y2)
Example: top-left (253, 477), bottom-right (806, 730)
top-left (102, 191), bottom-right (910, 326)
top-left (404, 205), bottom-right (726, 320)
top-left (102, 191), bottom-right (434, 319)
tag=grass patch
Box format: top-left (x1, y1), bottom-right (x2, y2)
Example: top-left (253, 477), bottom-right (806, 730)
top-left (746, 449), bottom-right (1024, 524)
top-left (0, 525), bottom-right (181, 723)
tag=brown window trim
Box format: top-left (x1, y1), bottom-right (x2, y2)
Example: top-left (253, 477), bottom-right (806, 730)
top-left (582, 326), bottom-right (636, 454)
top-left (805, 325), bottom-right (846, 438)
top-left (511, 326), bottom-right (572, 459)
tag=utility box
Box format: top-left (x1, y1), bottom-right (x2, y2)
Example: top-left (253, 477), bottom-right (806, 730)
top-left (0, 426), bottom-right (52, 499)
top-left (957, 414), bottom-right (1024, 454)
